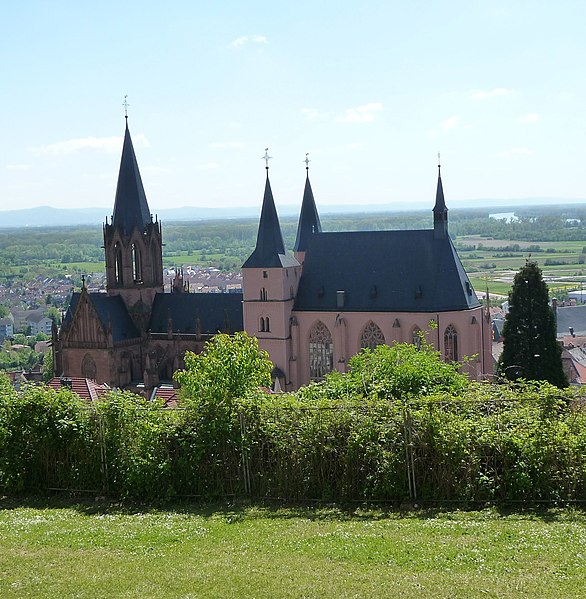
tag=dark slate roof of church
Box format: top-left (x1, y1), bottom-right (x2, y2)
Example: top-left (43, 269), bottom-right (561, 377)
top-left (149, 293), bottom-right (244, 334)
top-left (66, 292), bottom-right (141, 342)
top-left (243, 172), bottom-right (298, 268)
top-left (111, 121), bottom-right (152, 236)
top-left (294, 230), bottom-right (480, 313)
top-left (294, 172), bottom-right (322, 252)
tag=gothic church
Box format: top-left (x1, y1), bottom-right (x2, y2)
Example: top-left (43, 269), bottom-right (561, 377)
top-left (54, 119), bottom-right (492, 392)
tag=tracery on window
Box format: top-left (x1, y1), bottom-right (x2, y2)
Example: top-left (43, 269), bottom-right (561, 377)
top-left (444, 324), bottom-right (458, 362)
top-left (81, 353), bottom-right (97, 380)
top-left (360, 321), bottom-right (385, 351)
top-left (309, 321), bottom-right (333, 381)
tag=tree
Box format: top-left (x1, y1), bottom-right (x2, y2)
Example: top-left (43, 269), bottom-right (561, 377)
top-left (174, 332), bottom-right (272, 408)
top-left (303, 337), bottom-right (470, 402)
top-left (498, 261), bottom-right (567, 387)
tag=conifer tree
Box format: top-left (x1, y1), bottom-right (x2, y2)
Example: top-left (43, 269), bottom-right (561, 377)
top-left (498, 261), bottom-right (567, 387)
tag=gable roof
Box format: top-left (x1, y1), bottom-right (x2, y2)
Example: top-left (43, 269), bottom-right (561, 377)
top-left (294, 230), bottom-right (480, 313)
top-left (242, 172), bottom-right (298, 268)
top-left (47, 377), bottom-right (110, 401)
top-left (556, 305), bottom-right (586, 338)
top-left (66, 292), bottom-right (140, 342)
top-left (149, 292), bottom-right (243, 334)
top-left (111, 121), bottom-right (152, 236)
top-left (294, 172), bottom-right (322, 252)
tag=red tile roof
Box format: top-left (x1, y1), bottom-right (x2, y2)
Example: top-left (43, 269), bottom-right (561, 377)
top-left (47, 377), bottom-right (110, 401)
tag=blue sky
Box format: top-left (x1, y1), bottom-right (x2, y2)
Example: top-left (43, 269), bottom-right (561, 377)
top-left (1, 1), bottom-right (585, 213)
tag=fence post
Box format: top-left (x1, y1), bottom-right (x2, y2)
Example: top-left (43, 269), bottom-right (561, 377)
top-left (239, 410), bottom-right (251, 496)
top-left (97, 406), bottom-right (109, 495)
top-left (403, 404), bottom-right (417, 501)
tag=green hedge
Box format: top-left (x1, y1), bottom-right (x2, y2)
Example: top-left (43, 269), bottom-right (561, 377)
top-left (1, 375), bottom-right (585, 502)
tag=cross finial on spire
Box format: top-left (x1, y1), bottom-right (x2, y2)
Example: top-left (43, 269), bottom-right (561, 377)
top-left (304, 152), bottom-right (310, 172)
top-left (438, 151), bottom-right (441, 172)
top-left (263, 147), bottom-right (272, 170)
top-left (123, 95), bottom-right (130, 120)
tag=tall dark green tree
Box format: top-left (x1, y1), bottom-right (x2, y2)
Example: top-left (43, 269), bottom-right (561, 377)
top-left (498, 261), bottom-right (567, 387)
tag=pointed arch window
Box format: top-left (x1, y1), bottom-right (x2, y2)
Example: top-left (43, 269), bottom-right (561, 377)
top-left (360, 321), bottom-right (385, 351)
top-left (309, 321), bottom-right (333, 381)
top-left (411, 326), bottom-right (422, 349)
top-left (260, 287), bottom-right (268, 301)
top-left (132, 243), bottom-right (142, 282)
top-left (444, 324), bottom-right (459, 362)
top-left (259, 317), bottom-right (266, 332)
top-left (114, 243), bottom-right (123, 285)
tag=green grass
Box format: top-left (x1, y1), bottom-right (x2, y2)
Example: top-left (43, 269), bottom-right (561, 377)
top-left (1, 500), bottom-right (585, 598)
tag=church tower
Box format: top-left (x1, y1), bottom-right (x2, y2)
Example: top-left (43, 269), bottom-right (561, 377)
top-left (242, 152), bottom-right (301, 390)
top-left (103, 118), bottom-right (163, 315)
top-left (293, 156), bottom-right (321, 265)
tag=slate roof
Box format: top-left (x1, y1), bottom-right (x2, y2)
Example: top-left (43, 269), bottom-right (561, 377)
top-left (242, 172), bottom-right (298, 268)
top-left (111, 121), bottom-right (152, 236)
top-left (66, 292), bottom-right (141, 342)
top-left (294, 230), bottom-right (480, 312)
top-left (149, 293), bottom-right (243, 334)
top-left (556, 305), bottom-right (586, 338)
top-left (293, 172), bottom-right (322, 252)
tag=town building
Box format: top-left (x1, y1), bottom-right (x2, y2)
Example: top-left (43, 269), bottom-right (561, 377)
top-left (54, 118), bottom-right (492, 392)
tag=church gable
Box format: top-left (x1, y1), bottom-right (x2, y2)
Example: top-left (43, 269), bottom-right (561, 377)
top-left (62, 292), bottom-right (109, 346)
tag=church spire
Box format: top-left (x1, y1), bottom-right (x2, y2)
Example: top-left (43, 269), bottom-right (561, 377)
top-left (294, 154), bottom-right (322, 253)
top-left (111, 119), bottom-right (152, 236)
top-left (433, 158), bottom-right (448, 239)
top-left (243, 159), bottom-right (288, 268)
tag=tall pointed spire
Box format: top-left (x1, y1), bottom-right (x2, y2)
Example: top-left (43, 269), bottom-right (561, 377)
top-left (294, 154), bottom-right (322, 252)
top-left (433, 158), bottom-right (448, 239)
top-left (243, 152), bottom-right (297, 268)
top-left (111, 120), bottom-right (152, 236)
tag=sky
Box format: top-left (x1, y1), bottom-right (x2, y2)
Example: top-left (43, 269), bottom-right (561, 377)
top-left (1, 0), bottom-right (585, 214)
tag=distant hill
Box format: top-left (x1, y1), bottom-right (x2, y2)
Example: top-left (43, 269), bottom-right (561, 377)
top-left (0, 198), bottom-right (585, 228)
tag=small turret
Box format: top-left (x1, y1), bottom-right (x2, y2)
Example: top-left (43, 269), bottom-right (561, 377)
top-left (294, 154), bottom-right (321, 262)
top-left (433, 161), bottom-right (448, 239)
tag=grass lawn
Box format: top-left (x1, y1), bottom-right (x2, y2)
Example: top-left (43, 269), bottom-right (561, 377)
top-left (0, 499), bottom-right (585, 598)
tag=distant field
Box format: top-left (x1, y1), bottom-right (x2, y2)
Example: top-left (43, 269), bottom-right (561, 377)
top-left (0, 500), bottom-right (585, 598)
top-left (456, 236), bottom-right (586, 298)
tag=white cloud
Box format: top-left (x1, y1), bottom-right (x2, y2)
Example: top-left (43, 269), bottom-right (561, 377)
top-left (197, 162), bottom-right (220, 170)
top-left (31, 134), bottom-right (150, 156)
top-left (440, 115), bottom-right (460, 131)
top-left (5, 164), bottom-right (31, 171)
top-left (338, 102), bottom-right (383, 123)
top-left (498, 147), bottom-right (533, 158)
top-left (470, 88), bottom-right (516, 100)
top-left (517, 113), bottom-right (540, 123)
top-left (231, 34), bottom-right (268, 48)
top-left (209, 142), bottom-right (244, 149)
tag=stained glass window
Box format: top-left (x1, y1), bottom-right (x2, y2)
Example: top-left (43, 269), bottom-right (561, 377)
top-left (444, 324), bottom-right (458, 362)
top-left (309, 321), bottom-right (333, 381)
